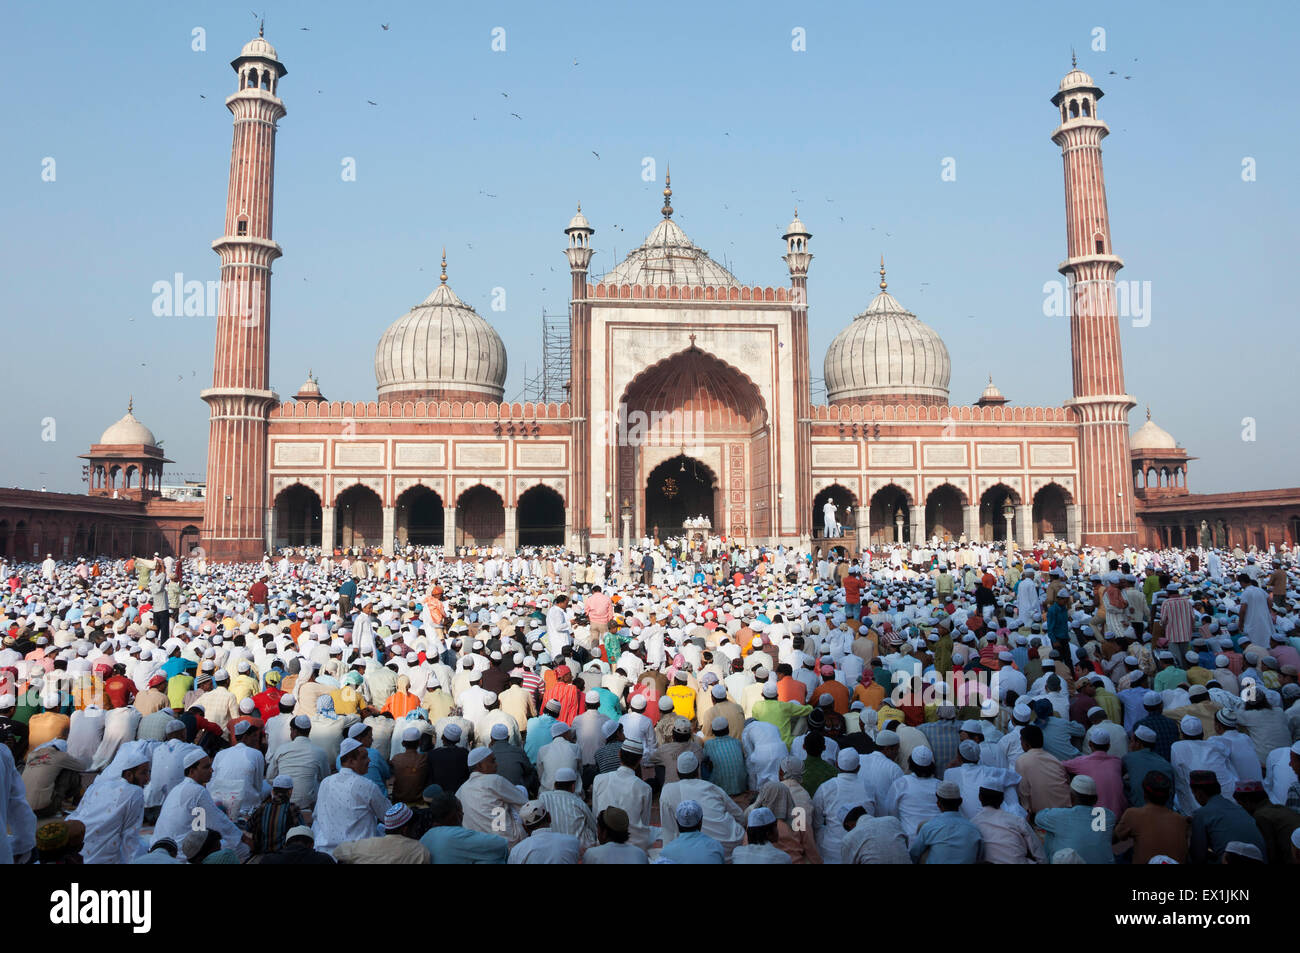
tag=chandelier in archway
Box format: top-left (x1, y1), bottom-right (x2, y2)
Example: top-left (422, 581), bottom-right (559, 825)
top-left (660, 477), bottom-right (679, 499)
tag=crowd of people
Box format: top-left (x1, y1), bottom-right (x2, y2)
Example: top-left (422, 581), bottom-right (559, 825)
top-left (1, 533), bottom-right (1298, 865)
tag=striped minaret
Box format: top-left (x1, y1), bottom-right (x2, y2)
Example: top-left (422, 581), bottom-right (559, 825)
top-left (564, 204), bottom-right (595, 553)
top-left (1052, 60), bottom-right (1137, 548)
top-left (783, 210), bottom-right (813, 542)
top-left (200, 29), bottom-right (286, 562)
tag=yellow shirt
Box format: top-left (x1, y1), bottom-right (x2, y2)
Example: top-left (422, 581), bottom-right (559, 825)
top-left (667, 684), bottom-right (696, 722)
top-left (231, 674), bottom-right (259, 702)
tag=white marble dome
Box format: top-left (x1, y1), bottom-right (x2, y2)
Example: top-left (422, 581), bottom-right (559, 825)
top-left (374, 279), bottom-right (507, 402)
top-left (1130, 410), bottom-right (1178, 451)
top-left (602, 218), bottom-right (740, 288)
top-left (824, 270), bottom-right (951, 405)
top-left (99, 403), bottom-right (157, 446)
top-left (240, 35), bottom-right (279, 61)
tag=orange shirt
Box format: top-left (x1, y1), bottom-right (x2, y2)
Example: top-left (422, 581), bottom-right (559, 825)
top-left (811, 679), bottom-right (850, 715)
top-left (853, 682), bottom-right (885, 711)
top-left (381, 692), bottom-right (419, 718)
top-left (777, 676), bottom-right (806, 704)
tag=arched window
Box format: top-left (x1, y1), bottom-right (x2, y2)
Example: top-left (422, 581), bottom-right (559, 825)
top-left (260, 71), bottom-right (270, 90)
top-left (1082, 99), bottom-right (1091, 117)
top-left (1069, 100), bottom-right (1079, 119)
top-left (1095, 235), bottom-right (1105, 254)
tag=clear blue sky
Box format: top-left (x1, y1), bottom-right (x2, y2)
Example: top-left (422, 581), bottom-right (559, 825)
top-left (3, 1), bottom-right (1296, 494)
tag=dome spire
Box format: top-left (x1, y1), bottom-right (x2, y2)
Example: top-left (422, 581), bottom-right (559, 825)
top-left (1071, 47), bottom-right (1076, 69)
top-left (440, 247), bottom-right (447, 284)
top-left (127, 395), bottom-right (134, 415)
top-left (661, 165), bottom-right (673, 219)
top-left (879, 256), bottom-right (887, 291)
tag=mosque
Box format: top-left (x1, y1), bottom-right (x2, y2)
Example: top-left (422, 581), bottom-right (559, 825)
top-left (4, 33), bottom-right (1297, 562)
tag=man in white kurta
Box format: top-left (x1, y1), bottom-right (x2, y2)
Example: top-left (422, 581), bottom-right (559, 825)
top-left (69, 744), bottom-right (150, 864)
top-left (312, 738), bottom-right (391, 856)
top-left (210, 722), bottom-right (269, 817)
top-left (267, 715), bottom-right (334, 810)
top-left (456, 747), bottom-right (528, 846)
top-left (152, 751), bottom-right (245, 852)
top-left (658, 753), bottom-right (746, 859)
top-left (812, 750), bottom-right (875, 864)
top-left (592, 744), bottom-right (655, 851)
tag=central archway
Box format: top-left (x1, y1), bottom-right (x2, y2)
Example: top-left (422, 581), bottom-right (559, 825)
top-left (925, 484), bottom-right (966, 542)
top-left (645, 455), bottom-right (717, 539)
top-left (618, 347), bottom-right (770, 541)
top-left (979, 484), bottom-right (1021, 542)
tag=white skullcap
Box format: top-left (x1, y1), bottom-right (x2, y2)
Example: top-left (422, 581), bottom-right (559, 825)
top-left (1069, 775), bottom-right (1097, 796)
top-left (585, 690), bottom-right (600, 704)
top-left (347, 722), bottom-right (368, 739)
top-left (291, 714), bottom-right (311, 731)
top-left (233, 720), bottom-right (254, 737)
top-left (657, 695), bottom-right (675, 712)
top-left (711, 684), bottom-right (727, 700)
top-left (677, 751), bottom-right (700, 775)
top-left (467, 746), bottom-right (492, 767)
top-left (166, 719), bottom-right (186, 734)
top-left (911, 745), bottom-right (934, 767)
top-left (550, 721), bottom-right (570, 738)
top-left (762, 682), bottom-right (778, 698)
top-left (1087, 726), bottom-right (1111, 746)
top-left (183, 749), bottom-right (208, 770)
top-left (272, 774), bottom-right (294, 789)
top-left (339, 737), bottom-right (364, 759)
top-left (711, 715), bottom-right (729, 733)
top-left (875, 729), bottom-right (899, 747)
top-left (1135, 724), bottom-right (1158, 743)
top-left (836, 748), bottom-right (860, 772)
top-left (490, 723), bottom-right (510, 741)
top-left (238, 697), bottom-right (256, 713)
top-left (554, 767), bottom-right (578, 784)
top-left (1179, 715), bottom-right (1203, 737)
top-left (402, 725), bottom-right (421, 743)
top-left (630, 695), bottom-right (647, 711)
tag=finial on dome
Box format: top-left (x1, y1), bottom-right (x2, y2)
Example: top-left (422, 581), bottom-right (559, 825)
top-left (260, 19), bottom-right (265, 38)
top-left (1146, 405), bottom-right (1151, 421)
top-left (440, 247), bottom-right (447, 284)
top-left (879, 256), bottom-right (887, 291)
top-left (127, 396), bottom-right (134, 415)
top-left (576, 202), bottom-right (581, 213)
top-left (1071, 47), bottom-right (1076, 69)
top-left (661, 165), bottom-right (673, 219)
top-left (989, 373), bottom-right (993, 385)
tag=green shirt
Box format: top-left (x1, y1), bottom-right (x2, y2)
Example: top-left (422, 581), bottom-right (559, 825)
top-left (801, 755), bottom-right (839, 797)
top-left (751, 699), bottom-right (813, 747)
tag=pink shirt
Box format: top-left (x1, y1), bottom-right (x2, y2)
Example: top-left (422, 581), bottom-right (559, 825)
top-left (1063, 750), bottom-right (1127, 817)
top-left (585, 592), bottom-right (614, 625)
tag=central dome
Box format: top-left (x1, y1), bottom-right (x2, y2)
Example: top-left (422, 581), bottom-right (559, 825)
top-left (602, 218), bottom-right (741, 288)
top-left (374, 274), bottom-right (507, 403)
top-left (823, 265), bottom-right (951, 406)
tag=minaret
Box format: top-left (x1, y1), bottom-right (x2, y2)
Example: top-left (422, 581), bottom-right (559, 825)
top-left (1051, 59), bottom-right (1136, 548)
top-left (200, 29), bottom-right (287, 561)
top-left (783, 210), bottom-right (813, 541)
top-left (564, 203), bottom-right (595, 552)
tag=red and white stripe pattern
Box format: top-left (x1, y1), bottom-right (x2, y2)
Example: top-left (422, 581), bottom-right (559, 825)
top-left (202, 57), bottom-right (286, 561)
top-left (1053, 81), bottom-right (1137, 547)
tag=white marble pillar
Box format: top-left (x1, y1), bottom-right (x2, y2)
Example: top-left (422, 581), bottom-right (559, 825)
top-left (320, 506), bottom-right (335, 552)
top-left (1066, 504), bottom-right (1081, 545)
top-left (963, 504), bottom-right (979, 543)
top-left (1016, 504), bottom-right (1033, 547)
top-left (444, 506), bottom-right (457, 556)
top-left (504, 505), bottom-right (518, 555)
top-left (909, 508), bottom-right (923, 547)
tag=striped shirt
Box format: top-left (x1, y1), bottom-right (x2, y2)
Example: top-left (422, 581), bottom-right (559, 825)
top-left (1159, 596), bottom-right (1193, 644)
top-left (538, 789), bottom-right (598, 848)
top-left (702, 736), bottom-right (748, 796)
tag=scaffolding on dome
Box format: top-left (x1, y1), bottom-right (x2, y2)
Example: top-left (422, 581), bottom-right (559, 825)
top-left (520, 310), bottom-right (570, 405)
